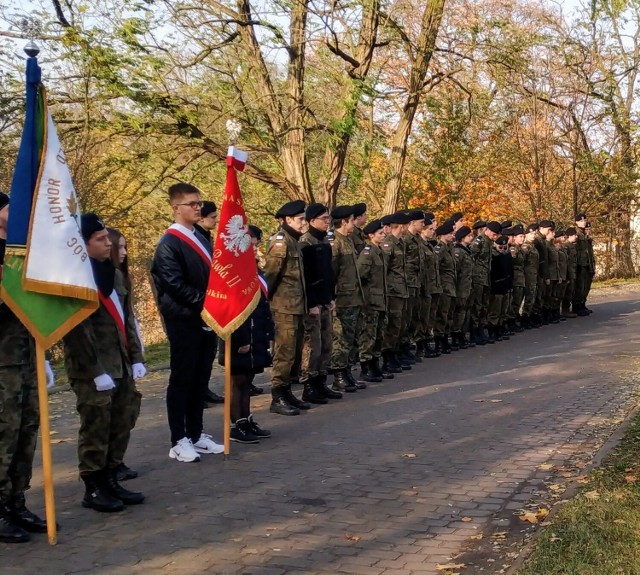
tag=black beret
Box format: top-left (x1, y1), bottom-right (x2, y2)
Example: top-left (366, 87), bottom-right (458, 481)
top-left (381, 214), bottom-right (394, 226)
top-left (539, 219), bottom-right (555, 229)
top-left (454, 225), bottom-right (472, 241)
top-left (424, 218), bottom-right (433, 227)
top-left (407, 210), bottom-right (425, 222)
top-left (575, 212), bottom-right (586, 221)
top-left (526, 223), bottom-right (538, 232)
top-left (450, 211), bottom-right (464, 223)
top-left (486, 221), bottom-right (502, 234)
top-left (248, 224), bottom-right (262, 240)
top-left (389, 212), bottom-right (410, 225)
top-left (500, 220), bottom-right (512, 229)
top-left (0, 192), bottom-right (8, 210)
top-left (565, 226), bottom-right (577, 236)
top-left (495, 235), bottom-right (508, 245)
top-left (511, 224), bottom-right (525, 235)
top-left (363, 219), bottom-right (383, 235)
top-left (276, 200), bottom-right (306, 218)
top-left (424, 212), bottom-right (435, 221)
top-left (331, 205), bottom-right (355, 220)
top-left (472, 219), bottom-right (486, 230)
top-left (81, 213), bottom-right (106, 241)
top-left (305, 202), bottom-right (328, 221)
top-left (201, 201), bottom-right (217, 217)
top-left (554, 229), bottom-right (565, 238)
top-left (435, 220), bottom-right (454, 236)
top-left (352, 203), bottom-right (367, 217)
top-left (585, 221), bottom-right (592, 229)
top-left (502, 227), bottom-right (514, 236)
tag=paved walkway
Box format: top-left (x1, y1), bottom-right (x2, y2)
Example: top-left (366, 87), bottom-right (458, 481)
top-left (2, 287), bottom-right (640, 575)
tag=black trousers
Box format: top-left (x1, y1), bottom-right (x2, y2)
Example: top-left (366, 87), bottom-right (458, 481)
top-left (165, 319), bottom-right (218, 445)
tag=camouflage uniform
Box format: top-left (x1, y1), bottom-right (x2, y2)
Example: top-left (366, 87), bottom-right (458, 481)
top-left (452, 242), bottom-right (473, 333)
top-left (533, 232), bottom-right (549, 316)
top-left (563, 241), bottom-right (577, 312)
top-left (0, 306), bottom-right (38, 504)
top-left (545, 239), bottom-right (559, 315)
top-left (470, 233), bottom-right (492, 330)
top-left (349, 225), bottom-right (366, 365)
top-left (401, 231), bottom-right (423, 348)
top-left (508, 244), bottom-right (526, 322)
top-left (381, 234), bottom-right (408, 354)
top-left (264, 228), bottom-right (306, 393)
top-left (424, 240), bottom-right (442, 341)
top-left (63, 270), bottom-right (143, 476)
top-left (555, 244), bottom-right (568, 313)
top-left (351, 226), bottom-right (366, 255)
top-left (434, 241), bottom-right (456, 338)
top-left (330, 231), bottom-right (364, 371)
top-left (521, 241), bottom-right (539, 319)
top-left (357, 242), bottom-right (387, 362)
top-left (574, 228), bottom-right (595, 309)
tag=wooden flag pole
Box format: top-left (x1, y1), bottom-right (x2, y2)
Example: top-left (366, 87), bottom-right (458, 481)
top-left (223, 338), bottom-right (232, 458)
top-left (35, 343), bottom-right (57, 545)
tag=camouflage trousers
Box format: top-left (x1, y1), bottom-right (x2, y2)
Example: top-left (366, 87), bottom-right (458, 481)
top-left (0, 364), bottom-right (39, 503)
top-left (534, 277), bottom-right (547, 314)
top-left (523, 282), bottom-right (537, 316)
top-left (553, 281), bottom-right (567, 312)
top-left (426, 293), bottom-right (440, 335)
top-left (487, 294), bottom-right (505, 327)
top-left (470, 283), bottom-right (490, 328)
top-left (70, 376), bottom-right (141, 476)
top-left (434, 293), bottom-right (455, 337)
top-left (331, 306), bottom-right (361, 371)
top-left (563, 280), bottom-right (575, 310)
top-left (418, 294), bottom-right (432, 340)
top-left (451, 293), bottom-right (472, 333)
top-left (507, 287), bottom-right (524, 320)
top-left (382, 296), bottom-right (407, 353)
top-left (574, 267), bottom-right (593, 306)
top-left (359, 308), bottom-right (386, 362)
top-left (543, 281), bottom-right (558, 311)
top-left (271, 312), bottom-right (304, 392)
top-left (401, 287), bottom-right (419, 345)
top-left (301, 307), bottom-right (333, 381)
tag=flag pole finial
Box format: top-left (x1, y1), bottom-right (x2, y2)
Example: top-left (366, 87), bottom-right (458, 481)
top-left (226, 118), bottom-right (242, 145)
top-left (24, 40), bottom-right (40, 58)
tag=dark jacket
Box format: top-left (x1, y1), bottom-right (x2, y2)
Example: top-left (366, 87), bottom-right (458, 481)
top-left (151, 227), bottom-right (212, 323)
top-left (218, 272), bottom-right (274, 374)
top-left (299, 226), bottom-right (335, 309)
top-left (490, 249), bottom-right (513, 295)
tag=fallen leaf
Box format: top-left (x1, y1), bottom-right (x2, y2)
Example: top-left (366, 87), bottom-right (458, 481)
top-left (548, 483), bottom-right (563, 492)
top-left (461, 516), bottom-right (473, 522)
top-left (469, 533), bottom-right (483, 540)
top-left (624, 475), bottom-right (637, 483)
top-left (625, 467), bottom-right (633, 473)
top-left (539, 463), bottom-right (554, 471)
top-left (613, 519), bottom-right (626, 524)
top-left (584, 490), bottom-right (600, 500)
top-left (492, 531), bottom-right (508, 539)
top-left (436, 563), bottom-right (465, 572)
top-left (50, 439), bottom-right (69, 444)
top-left (490, 399), bottom-right (503, 403)
top-left (402, 453), bottom-right (417, 458)
top-left (550, 535), bottom-right (562, 543)
top-left (577, 476), bottom-right (590, 484)
top-left (519, 512), bottom-right (539, 524)
top-left (49, 430), bottom-right (59, 436)
top-left (536, 508), bottom-right (550, 519)
top-left (344, 533), bottom-right (361, 542)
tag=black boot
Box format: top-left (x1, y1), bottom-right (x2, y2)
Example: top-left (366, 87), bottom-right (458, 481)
top-left (106, 468), bottom-right (145, 505)
top-left (472, 327), bottom-right (486, 346)
top-left (361, 360), bottom-right (382, 383)
top-left (369, 358), bottom-right (387, 380)
top-left (204, 388), bottom-right (225, 404)
top-left (457, 331), bottom-right (468, 349)
top-left (7, 493), bottom-right (47, 533)
top-left (249, 382), bottom-right (264, 396)
top-left (302, 378), bottom-right (328, 404)
top-left (0, 504), bottom-right (30, 543)
top-left (449, 334), bottom-right (460, 352)
top-left (333, 369), bottom-right (357, 393)
top-left (247, 414), bottom-right (272, 438)
top-left (81, 471), bottom-right (125, 512)
top-left (230, 418), bottom-right (261, 443)
top-left (464, 331), bottom-right (474, 348)
top-left (439, 336), bottom-right (451, 354)
top-left (284, 386), bottom-right (311, 410)
top-left (318, 374), bottom-right (343, 399)
top-left (484, 326), bottom-right (496, 344)
top-left (115, 462), bottom-right (138, 482)
top-left (424, 338), bottom-right (440, 357)
top-left (270, 389), bottom-right (300, 416)
top-left (381, 352), bottom-right (397, 378)
top-left (415, 340), bottom-right (425, 359)
top-left (346, 366), bottom-right (367, 389)
top-left (383, 350), bottom-right (403, 373)
top-left (396, 351), bottom-right (412, 370)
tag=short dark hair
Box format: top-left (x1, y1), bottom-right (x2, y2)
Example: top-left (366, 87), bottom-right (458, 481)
top-left (332, 218), bottom-right (344, 229)
top-left (168, 183), bottom-right (201, 203)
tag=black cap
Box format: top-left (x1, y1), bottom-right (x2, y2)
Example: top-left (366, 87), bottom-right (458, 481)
top-left (539, 219), bottom-right (555, 230)
top-left (389, 212), bottom-right (410, 225)
top-left (81, 213), bottom-right (106, 241)
top-left (585, 221), bottom-right (592, 229)
top-left (201, 201), bottom-right (217, 217)
top-left (495, 235), bottom-right (508, 246)
top-left (435, 220), bottom-right (454, 236)
top-left (472, 219), bottom-right (486, 230)
top-left (454, 225), bottom-right (472, 241)
top-left (502, 227), bottom-right (514, 236)
top-left (407, 209), bottom-right (425, 222)
top-left (276, 200), bottom-right (306, 219)
top-left (363, 219), bottom-right (383, 235)
top-left (526, 223), bottom-right (538, 233)
top-left (424, 217), bottom-right (433, 227)
top-left (424, 212), bottom-right (435, 221)
top-left (306, 202), bottom-right (328, 221)
top-left (511, 224), bottom-right (525, 235)
top-left (381, 214), bottom-right (394, 226)
top-left (486, 221), bottom-right (502, 234)
top-left (352, 203), bottom-right (367, 217)
top-left (450, 211), bottom-right (463, 223)
top-left (500, 220), bottom-right (512, 229)
top-left (575, 212), bottom-right (586, 221)
top-left (554, 229), bottom-right (565, 238)
top-left (0, 192), bottom-right (8, 210)
top-left (565, 226), bottom-right (577, 236)
top-left (248, 224), bottom-right (263, 241)
top-left (331, 205), bottom-right (355, 220)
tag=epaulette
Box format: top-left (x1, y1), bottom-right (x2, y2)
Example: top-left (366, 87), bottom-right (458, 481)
top-left (363, 245), bottom-right (371, 255)
top-left (268, 231), bottom-right (287, 254)
top-left (474, 236), bottom-right (482, 244)
top-left (327, 230), bottom-right (335, 244)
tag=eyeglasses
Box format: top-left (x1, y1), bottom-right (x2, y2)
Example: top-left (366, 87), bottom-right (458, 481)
top-left (173, 201), bottom-right (203, 209)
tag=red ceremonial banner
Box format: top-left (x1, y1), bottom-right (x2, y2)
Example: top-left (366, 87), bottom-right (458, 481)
top-left (201, 146), bottom-right (260, 340)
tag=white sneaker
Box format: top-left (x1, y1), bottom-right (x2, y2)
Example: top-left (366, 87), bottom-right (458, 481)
top-left (169, 437), bottom-right (201, 462)
top-left (193, 433), bottom-right (224, 454)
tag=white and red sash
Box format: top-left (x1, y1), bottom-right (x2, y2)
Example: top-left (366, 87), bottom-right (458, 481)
top-left (98, 289), bottom-right (128, 349)
top-left (258, 274), bottom-right (268, 298)
top-left (165, 223), bottom-right (212, 265)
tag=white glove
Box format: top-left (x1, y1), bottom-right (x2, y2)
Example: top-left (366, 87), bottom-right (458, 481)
top-left (94, 374), bottom-right (116, 392)
top-left (45, 360), bottom-right (55, 388)
top-left (132, 363), bottom-right (147, 379)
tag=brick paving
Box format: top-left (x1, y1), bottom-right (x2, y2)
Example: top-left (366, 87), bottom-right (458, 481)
top-left (2, 288), bottom-right (640, 575)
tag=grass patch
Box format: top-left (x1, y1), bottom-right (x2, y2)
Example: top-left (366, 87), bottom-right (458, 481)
top-left (592, 276), bottom-right (640, 289)
top-left (519, 411), bottom-right (640, 575)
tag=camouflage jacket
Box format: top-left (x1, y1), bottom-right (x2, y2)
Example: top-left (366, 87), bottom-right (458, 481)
top-left (546, 239), bottom-right (559, 281)
top-left (330, 231), bottom-right (364, 309)
top-left (557, 245), bottom-right (568, 280)
top-left (453, 243), bottom-right (473, 300)
top-left (0, 305), bottom-right (35, 368)
top-left (521, 242), bottom-right (539, 288)
top-left (63, 269), bottom-right (143, 380)
top-left (381, 234), bottom-right (408, 298)
top-left (565, 242), bottom-right (577, 281)
top-left (402, 231), bottom-right (423, 289)
top-left (351, 226), bottom-right (366, 255)
top-left (357, 242), bottom-right (387, 311)
top-left (509, 244), bottom-right (526, 288)
top-left (435, 241), bottom-right (457, 297)
top-left (264, 227), bottom-right (307, 315)
top-left (470, 232), bottom-right (491, 287)
top-left (421, 238), bottom-right (441, 296)
top-left (533, 232), bottom-right (549, 279)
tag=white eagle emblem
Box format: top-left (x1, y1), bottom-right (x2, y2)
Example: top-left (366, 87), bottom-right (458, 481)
top-left (220, 215), bottom-right (252, 256)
